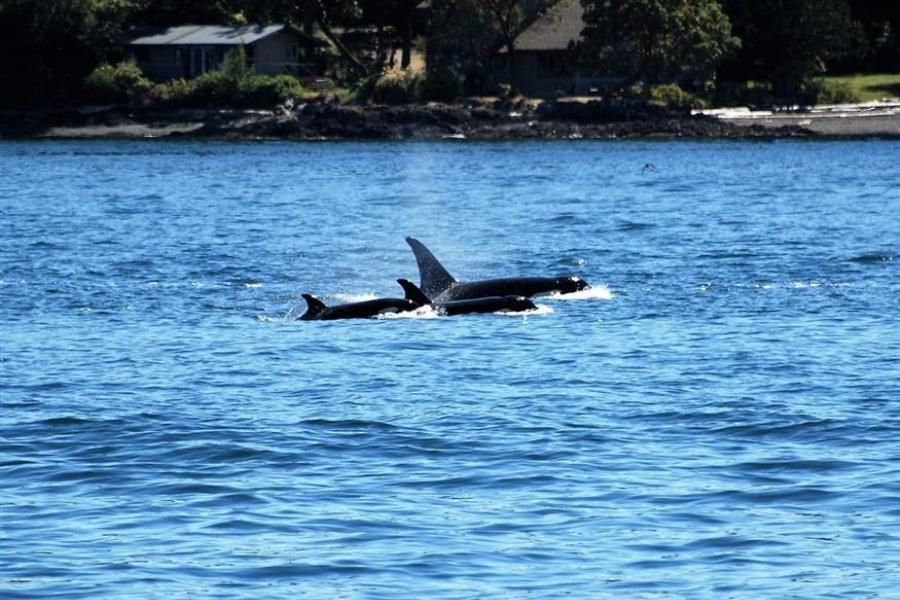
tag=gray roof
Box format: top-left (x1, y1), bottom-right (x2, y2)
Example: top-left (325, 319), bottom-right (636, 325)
top-left (127, 25), bottom-right (289, 46)
top-left (514, 0), bottom-right (584, 52)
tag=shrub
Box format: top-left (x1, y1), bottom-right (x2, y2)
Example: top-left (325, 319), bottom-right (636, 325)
top-left (84, 61), bottom-right (153, 104)
top-left (192, 69), bottom-right (239, 106)
top-left (649, 83), bottom-right (707, 110)
top-left (372, 70), bottom-right (422, 104)
top-left (244, 74), bottom-right (309, 106)
top-left (88, 49), bottom-right (310, 109)
top-left (147, 78), bottom-right (198, 106)
top-left (148, 72), bottom-right (307, 109)
top-left (220, 46), bottom-right (253, 87)
top-left (421, 68), bottom-right (464, 103)
top-left (187, 49), bottom-right (308, 108)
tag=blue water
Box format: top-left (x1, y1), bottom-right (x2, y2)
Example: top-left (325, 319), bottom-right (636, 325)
top-left (2, 139), bottom-right (899, 599)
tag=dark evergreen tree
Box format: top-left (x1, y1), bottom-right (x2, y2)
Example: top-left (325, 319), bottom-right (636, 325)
top-left (719, 0), bottom-right (866, 100)
top-left (841, 0), bottom-right (900, 72)
top-left (0, 0), bottom-right (132, 107)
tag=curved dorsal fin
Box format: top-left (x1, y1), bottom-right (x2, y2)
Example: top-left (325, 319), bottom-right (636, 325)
top-left (397, 278), bottom-right (431, 306)
top-left (405, 237), bottom-right (456, 299)
top-left (300, 293), bottom-right (327, 319)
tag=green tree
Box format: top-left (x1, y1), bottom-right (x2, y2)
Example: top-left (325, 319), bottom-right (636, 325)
top-left (426, 0), bottom-right (495, 91)
top-left (844, 0), bottom-right (900, 72)
top-left (481, 1), bottom-right (527, 91)
top-left (0, 0), bottom-right (133, 107)
top-left (719, 0), bottom-right (866, 101)
top-left (577, 0), bottom-right (739, 91)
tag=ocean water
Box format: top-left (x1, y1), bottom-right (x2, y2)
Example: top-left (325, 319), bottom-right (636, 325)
top-left (1, 138), bottom-right (899, 599)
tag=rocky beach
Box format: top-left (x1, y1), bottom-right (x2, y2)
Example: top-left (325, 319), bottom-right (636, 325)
top-left (2, 98), bottom-right (898, 140)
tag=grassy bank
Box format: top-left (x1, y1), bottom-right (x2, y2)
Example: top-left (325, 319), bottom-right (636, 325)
top-left (820, 73), bottom-right (900, 103)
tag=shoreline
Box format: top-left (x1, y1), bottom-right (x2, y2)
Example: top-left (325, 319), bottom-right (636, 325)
top-left (699, 101), bottom-right (900, 137)
top-left (2, 99), bottom-right (899, 140)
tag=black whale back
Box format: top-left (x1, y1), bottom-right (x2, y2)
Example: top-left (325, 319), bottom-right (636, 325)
top-left (406, 237), bottom-right (590, 302)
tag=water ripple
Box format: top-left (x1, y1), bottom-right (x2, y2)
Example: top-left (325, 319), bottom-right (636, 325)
top-left (2, 139), bottom-right (899, 600)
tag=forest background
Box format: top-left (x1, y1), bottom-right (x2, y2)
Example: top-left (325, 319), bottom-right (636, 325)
top-left (0, 0), bottom-right (897, 110)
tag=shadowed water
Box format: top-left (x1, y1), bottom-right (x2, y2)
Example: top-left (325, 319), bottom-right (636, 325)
top-left (1, 139), bottom-right (899, 599)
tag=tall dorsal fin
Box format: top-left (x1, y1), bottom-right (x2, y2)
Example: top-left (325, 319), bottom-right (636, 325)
top-left (405, 237), bottom-right (457, 299)
top-left (397, 278), bottom-right (431, 306)
top-left (300, 293), bottom-right (327, 319)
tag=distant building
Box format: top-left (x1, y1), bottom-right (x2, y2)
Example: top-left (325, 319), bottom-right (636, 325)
top-left (494, 0), bottom-right (616, 97)
top-left (125, 24), bottom-right (324, 81)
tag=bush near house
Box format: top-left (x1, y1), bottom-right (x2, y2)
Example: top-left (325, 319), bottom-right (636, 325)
top-left (146, 78), bottom-right (198, 106)
top-left (372, 70), bottom-right (423, 104)
top-left (84, 50), bottom-right (310, 109)
top-left (648, 84), bottom-right (708, 110)
top-left (84, 62), bottom-right (154, 104)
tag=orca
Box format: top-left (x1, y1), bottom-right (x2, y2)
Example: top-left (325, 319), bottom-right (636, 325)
top-left (405, 237), bottom-right (590, 302)
top-left (397, 279), bottom-right (536, 316)
top-left (298, 280), bottom-right (422, 321)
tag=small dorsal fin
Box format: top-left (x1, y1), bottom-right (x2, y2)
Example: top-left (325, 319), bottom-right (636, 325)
top-left (405, 237), bottom-right (457, 299)
top-left (300, 293), bottom-right (327, 319)
top-left (397, 278), bottom-right (431, 306)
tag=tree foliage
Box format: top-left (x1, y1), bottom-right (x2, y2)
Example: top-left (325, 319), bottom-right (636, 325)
top-left (426, 0), bottom-right (547, 93)
top-left (358, 0), bottom-right (419, 69)
top-left (843, 0), bottom-right (900, 72)
top-left (577, 0), bottom-right (740, 90)
top-left (238, 0), bottom-right (371, 77)
top-left (481, 1), bottom-right (528, 91)
top-left (719, 0), bottom-right (867, 101)
top-left (426, 0), bottom-right (496, 92)
top-left (0, 0), bottom-right (893, 108)
top-left (0, 0), bottom-right (132, 107)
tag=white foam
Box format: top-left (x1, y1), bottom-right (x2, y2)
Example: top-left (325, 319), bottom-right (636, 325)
top-left (258, 314), bottom-right (287, 323)
top-left (378, 306), bottom-right (441, 319)
top-left (550, 285), bottom-right (614, 301)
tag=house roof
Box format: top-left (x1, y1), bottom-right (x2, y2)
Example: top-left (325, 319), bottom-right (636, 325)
top-left (127, 24), bottom-right (299, 46)
top-left (513, 0), bottom-right (584, 52)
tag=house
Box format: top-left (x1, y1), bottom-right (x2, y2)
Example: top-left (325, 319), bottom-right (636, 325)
top-left (125, 24), bottom-right (324, 81)
top-left (494, 0), bottom-right (613, 97)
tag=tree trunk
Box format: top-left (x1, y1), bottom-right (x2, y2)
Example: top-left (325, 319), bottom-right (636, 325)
top-left (507, 41), bottom-right (517, 94)
top-left (400, 5), bottom-right (413, 69)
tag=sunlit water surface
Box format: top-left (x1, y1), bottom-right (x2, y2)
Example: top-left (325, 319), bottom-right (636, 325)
top-left (2, 139), bottom-right (899, 599)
